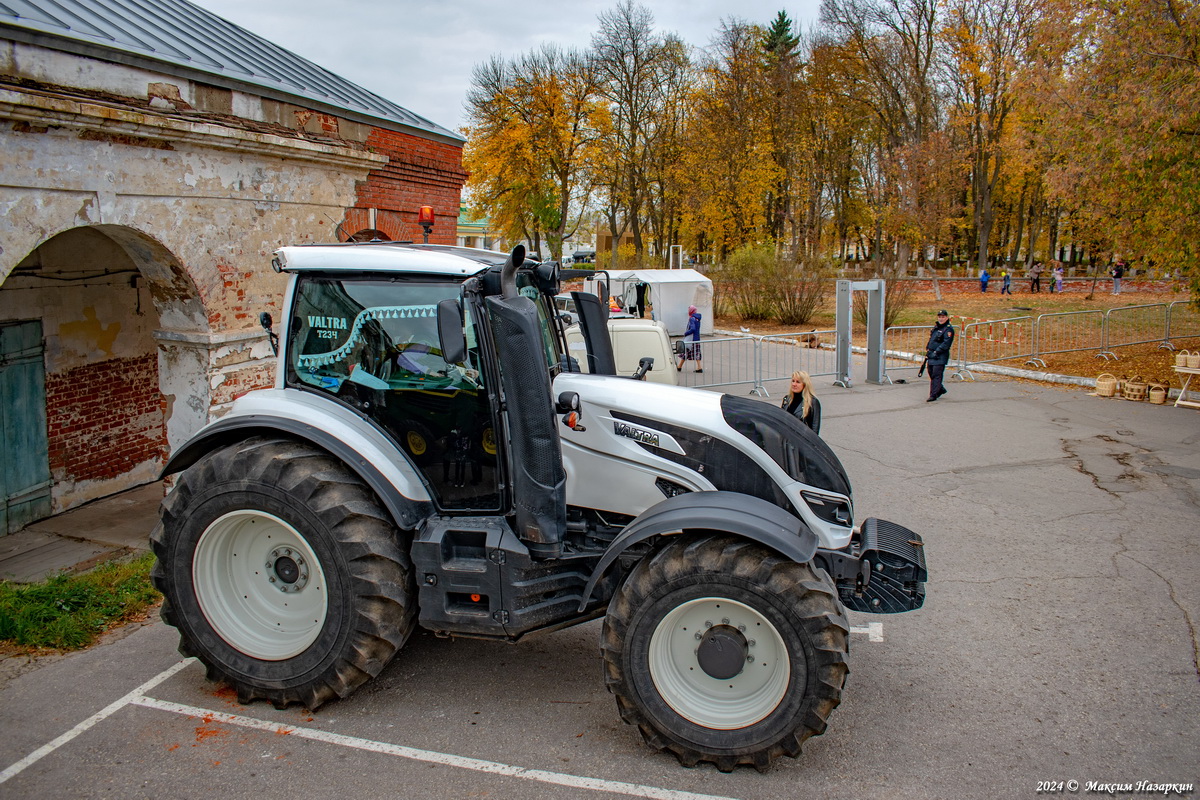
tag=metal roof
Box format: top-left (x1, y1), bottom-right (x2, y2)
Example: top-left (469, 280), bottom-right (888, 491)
top-left (0, 0), bottom-right (463, 144)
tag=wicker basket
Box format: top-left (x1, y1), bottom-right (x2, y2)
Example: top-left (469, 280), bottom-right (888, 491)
top-left (1177, 350), bottom-right (1192, 368)
top-left (1148, 382), bottom-right (1168, 405)
top-left (1095, 373), bottom-right (1119, 397)
top-left (1188, 351), bottom-right (1200, 369)
top-left (1123, 375), bottom-right (1148, 401)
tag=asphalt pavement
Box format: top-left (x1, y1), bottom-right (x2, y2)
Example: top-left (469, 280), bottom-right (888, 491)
top-left (1, 370), bottom-right (1198, 799)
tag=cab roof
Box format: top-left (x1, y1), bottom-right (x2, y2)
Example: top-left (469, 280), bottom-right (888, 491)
top-left (272, 243), bottom-right (520, 277)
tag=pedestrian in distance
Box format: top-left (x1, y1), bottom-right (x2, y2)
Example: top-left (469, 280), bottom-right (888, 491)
top-left (1030, 262), bottom-right (1044, 293)
top-left (1053, 263), bottom-right (1064, 293)
top-left (1000, 269), bottom-right (1012, 295)
top-left (1110, 261), bottom-right (1125, 294)
top-left (781, 370), bottom-right (821, 435)
top-left (676, 304), bottom-right (703, 373)
top-left (924, 309), bottom-right (955, 402)
top-left (980, 268), bottom-right (990, 292)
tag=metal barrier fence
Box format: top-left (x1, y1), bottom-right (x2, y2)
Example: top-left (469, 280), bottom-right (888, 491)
top-left (954, 316), bottom-right (1035, 378)
top-left (882, 325), bottom-right (930, 381)
top-left (675, 336), bottom-right (760, 393)
top-left (1167, 301), bottom-right (1200, 344)
top-left (1101, 303), bottom-right (1169, 357)
top-left (681, 302), bottom-right (1200, 390)
top-left (1029, 309), bottom-right (1107, 366)
top-left (758, 331), bottom-right (839, 397)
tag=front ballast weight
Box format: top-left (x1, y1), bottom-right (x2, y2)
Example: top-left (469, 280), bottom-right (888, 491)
top-left (816, 518), bottom-right (927, 614)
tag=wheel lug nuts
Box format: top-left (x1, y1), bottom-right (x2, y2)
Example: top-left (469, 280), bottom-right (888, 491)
top-left (721, 618), bottom-right (730, 625)
top-left (269, 577), bottom-right (276, 583)
top-left (704, 620), bottom-right (712, 628)
top-left (746, 655), bottom-right (755, 663)
top-left (694, 632), bottom-right (702, 640)
top-left (738, 625), bottom-right (746, 632)
top-left (748, 640), bottom-right (756, 647)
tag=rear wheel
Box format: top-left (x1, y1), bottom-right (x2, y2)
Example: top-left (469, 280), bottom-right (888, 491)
top-left (601, 536), bottom-right (848, 772)
top-left (150, 436), bottom-right (417, 709)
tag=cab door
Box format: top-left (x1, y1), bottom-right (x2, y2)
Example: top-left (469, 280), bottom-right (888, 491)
top-left (1, 321), bottom-right (52, 533)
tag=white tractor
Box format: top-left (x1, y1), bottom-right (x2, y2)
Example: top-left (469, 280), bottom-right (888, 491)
top-left (151, 242), bottom-right (926, 772)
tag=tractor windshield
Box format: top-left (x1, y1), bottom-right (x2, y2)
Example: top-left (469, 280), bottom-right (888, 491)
top-left (285, 275), bottom-right (502, 510)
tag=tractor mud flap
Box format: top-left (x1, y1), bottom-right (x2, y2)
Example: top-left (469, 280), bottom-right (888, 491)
top-left (841, 518), bottom-right (927, 614)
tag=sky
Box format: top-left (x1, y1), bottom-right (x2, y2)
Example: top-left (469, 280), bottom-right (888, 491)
top-left (190, 0), bottom-right (824, 135)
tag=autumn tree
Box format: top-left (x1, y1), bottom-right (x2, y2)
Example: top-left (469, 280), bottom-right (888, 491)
top-left (820, 0), bottom-right (944, 272)
top-left (677, 20), bottom-right (777, 258)
top-left (1035, 0), bottom-right (1200, 298)
top-left (592, 1), bottom-right (689, 265)
top-left (941, 0), bottom-right (1041, 275)
top-left (463, 45), bottom-right (604, 261)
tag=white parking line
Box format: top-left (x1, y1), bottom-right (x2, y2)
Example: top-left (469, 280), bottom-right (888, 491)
top-left (850, 622), bottom-right (884, 641)
top-left (0, 655), bottom-right (739, 799)
top-left (0, 658), bottom-right (192, 785)
top-left (2, 629), bottom-right (883, 797)
top-left (131, 696), bottom-right (740, 800)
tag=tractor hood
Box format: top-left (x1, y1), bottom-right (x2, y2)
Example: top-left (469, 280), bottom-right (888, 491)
top-left (553, 373), bottom-right (851, 499)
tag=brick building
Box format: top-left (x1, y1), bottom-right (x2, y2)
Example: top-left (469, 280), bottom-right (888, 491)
top-left (0, 0), bottom-right (466, 533)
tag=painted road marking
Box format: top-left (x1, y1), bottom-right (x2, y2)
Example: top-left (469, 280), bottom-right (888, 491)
top-left (131, 696), bottom-right (740, 800)
top-left (1, 657), bottom-right (739, 800)
top-left (0, 658), bottom-right (192, 785)
top-left (3, 627), bottom-right (883, 793)
top-left (850, 622), bottom-right (884, 641)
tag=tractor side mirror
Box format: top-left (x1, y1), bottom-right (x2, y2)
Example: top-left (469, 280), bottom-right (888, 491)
top-left (259, 311), bottom-right (278, 355)
top-left (535, 261), bottom-right (560, 295)
top-left (436, 298), bottom-right (467, 365)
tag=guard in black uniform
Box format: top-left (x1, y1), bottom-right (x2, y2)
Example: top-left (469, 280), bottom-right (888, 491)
top-left (925, 310), bottom-right (955, 402)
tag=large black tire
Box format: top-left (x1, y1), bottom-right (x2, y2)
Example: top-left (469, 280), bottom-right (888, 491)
top-left (600, 536), bottom-right (849, 772)
top-left (150, 436), bottom-right (417, 710)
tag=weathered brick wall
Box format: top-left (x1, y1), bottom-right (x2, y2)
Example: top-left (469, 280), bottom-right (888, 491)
top-left (346, 129), bottom-right (466, 244)
top-left (44, 353), bottom-right (165, 484)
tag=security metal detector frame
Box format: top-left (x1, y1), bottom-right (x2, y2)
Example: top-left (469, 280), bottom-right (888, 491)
top-left (834, 279), bottom-right (886, 388)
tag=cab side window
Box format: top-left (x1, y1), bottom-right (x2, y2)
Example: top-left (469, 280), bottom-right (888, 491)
top-left (288, 277), bottom-right (500, 510)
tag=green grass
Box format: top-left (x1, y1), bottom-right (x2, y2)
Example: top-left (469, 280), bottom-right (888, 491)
top-left (0, 553), bottom-right (161, 650)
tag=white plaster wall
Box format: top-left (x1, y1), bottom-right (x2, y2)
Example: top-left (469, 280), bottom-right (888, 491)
top-left (0, 121), bottom-right (366, 326)
top-left (5, 42), bottom-right (172, 100)
top-left (0, 49), bottom-right (381, 513)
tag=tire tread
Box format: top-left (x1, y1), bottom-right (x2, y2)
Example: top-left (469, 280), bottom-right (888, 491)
top-left (150, 435), bottom-right (417, 710)
top-left (600, 534), bottom-right (849, 772)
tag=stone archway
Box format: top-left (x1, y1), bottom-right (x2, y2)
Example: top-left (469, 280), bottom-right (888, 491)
top-left (0, 225), bottom-right (209, 516)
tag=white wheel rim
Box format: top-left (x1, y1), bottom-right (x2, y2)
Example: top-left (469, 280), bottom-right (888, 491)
top-left (193, 510), bottom-right (328, 660)
top-left (648, 597), bottom-right (790, 729)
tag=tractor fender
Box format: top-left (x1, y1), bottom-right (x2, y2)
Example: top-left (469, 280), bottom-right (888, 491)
top-left (162, 392), bottom-right (433, 531)
top-left (578, 491), bottom-right (818, 611)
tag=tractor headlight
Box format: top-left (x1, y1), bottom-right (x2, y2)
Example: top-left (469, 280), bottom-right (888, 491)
top-left (801, 491), bottom-right (853, 527)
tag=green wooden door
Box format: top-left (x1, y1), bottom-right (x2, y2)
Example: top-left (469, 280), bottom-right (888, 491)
top-left (1, 321), bottom-right (52, 534)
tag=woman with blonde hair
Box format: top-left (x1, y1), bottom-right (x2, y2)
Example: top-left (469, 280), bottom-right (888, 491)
top-left (781, 370), bottom-right (821, 434)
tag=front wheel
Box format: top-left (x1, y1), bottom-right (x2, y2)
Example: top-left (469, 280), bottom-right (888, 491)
top-left (601, 536), bottom-right (849, 772)
top-left (150, 436), bottom-right (417, 710)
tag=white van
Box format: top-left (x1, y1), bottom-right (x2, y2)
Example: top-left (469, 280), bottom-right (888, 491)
top-left (563, 317), bottom-right (677, 386)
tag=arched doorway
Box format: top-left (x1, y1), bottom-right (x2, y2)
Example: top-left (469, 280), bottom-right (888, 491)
top-left (0, 225), bottom-right (206, 529)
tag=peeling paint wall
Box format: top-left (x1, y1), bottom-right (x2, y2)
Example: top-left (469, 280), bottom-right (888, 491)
top-left (0, 42), bottom-right (464, 520)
